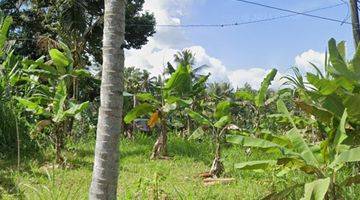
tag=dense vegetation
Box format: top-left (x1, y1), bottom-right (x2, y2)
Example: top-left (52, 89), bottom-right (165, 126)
top-left (1, 4), bottom-right (360, 200)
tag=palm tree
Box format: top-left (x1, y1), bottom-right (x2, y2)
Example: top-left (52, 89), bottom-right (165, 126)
top-left (174, 49), bottom-right (195, 66)
top-left (89, 0), bottom-right (125, 199)
top-left (166, 50), bottom-right (209, 78)
top-left (207, 82), bottom-right (233, 100)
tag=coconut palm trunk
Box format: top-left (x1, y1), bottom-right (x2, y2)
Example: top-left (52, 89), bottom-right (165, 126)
top-left (89, 0), bottom-right (125, 199)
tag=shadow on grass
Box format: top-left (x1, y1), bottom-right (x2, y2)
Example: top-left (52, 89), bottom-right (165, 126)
top-left (1, 153), bottom-right (50, 178)
top-left (121, 147), bottom-right (150, 158)
top-left (119, 133), bottom-right (213, 164)
top-left (68, 134), bottom-right (155, 169)
top-left (0, 170), bottom-right (24, 199)
top-left (168, 136), bottom-right (213, 164)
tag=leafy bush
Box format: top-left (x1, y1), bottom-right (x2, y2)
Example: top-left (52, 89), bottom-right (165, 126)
top-left (0, 100), bottom-right (36, 158)
top-left (285, 38), bottom-right (360, 139)
top-left (228, 100), bottom-right (360, 199)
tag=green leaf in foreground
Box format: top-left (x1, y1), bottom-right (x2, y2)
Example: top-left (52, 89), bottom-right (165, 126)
top-left (255, 69), bottom-right (277, 107)
top-left (330, 147), bottom-right (360, 168)
top-left (63, 102), bottom-right (89, 117)
top-left (124, 103), bottom-right (155, 124)
top-left (188, 127), bottom-right (205, 140)
top-left (187, 110), bottom-right (212, 126)
top-left (15, 97), bottom-right (45, 115)
top-left (332, 109), bottom-right (348, 151)
top-left (214, 115), bottom-right (231, 128)
top-left (136, 93), bottom-right (158, 103)
top-left (301, 178), bottom-right (330, 200)
top-left (49, 49), bottom-right (70, 68)
top-left (328, 38), bottom-right (357, 80)
top-left (226, 135), bottom-right (281, 150)
top-left (214, 101), bottom-right (231, 119)
top-left (287, 128), bottom-right (319, 167)
top-left (235, 160), bottom-right (277, 170)
top-left (277, 99), bottom-right (296, 128)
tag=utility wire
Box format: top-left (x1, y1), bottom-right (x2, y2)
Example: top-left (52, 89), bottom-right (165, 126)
top-left (339, 0), bottom-right (351, 24)
top-left (233, 0), bottom-right (352, 25)
top-left (8, 1), bottom-right (347, 42)
top-left (127, 2), bottom-right (345, 28)
top-left (4, 2), bottom-right (346, 29)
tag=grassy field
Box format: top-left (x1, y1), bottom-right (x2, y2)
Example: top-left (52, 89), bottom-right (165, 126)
top-left (1, 134), bottom-right (358, 200)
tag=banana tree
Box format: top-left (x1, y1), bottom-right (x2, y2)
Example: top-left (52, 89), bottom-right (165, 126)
top-left (166, 52), bottom-right (210, 136)
top-left (227, 99), bottom-right (360, 199)
top-left (187, 100), bottom-right (233, 178)
top-left (0, 12), bottom-right (16, 97)
top-left (21, 42), bottom-right (92, 88)
top-left (124, 63), bottom-right (193, 159)
top-left (21, 43), bottom-right (93, 135)
top-left (0, 11), bottom-right (12, 58)
top-left (178, 73), bottom-right (209, 137)
top-left (14, 46), bottom-right (90, 163)
top-left (284, 39), bottom-right (360, 132)
top-left (16, 80), bottom-right (88, 163)
top-left (234, 69), bottom-right (278, 132)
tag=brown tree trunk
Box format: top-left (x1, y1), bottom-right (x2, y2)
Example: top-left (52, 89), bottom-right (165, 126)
top-left (210, 137), bottom-right (224, 178)
top-left (55, 124), bottom-right (64, 164)
top-left (186, 116), bottom-right (191, 137)
top-left (150, 112), bottom-right (168, 159)
top-left (66, 117), bottom-right (74, 138)
top-left (351, 0), bottom-right (360, 48)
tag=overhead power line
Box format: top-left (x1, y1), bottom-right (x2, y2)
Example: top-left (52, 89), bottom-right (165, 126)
top-left (233, 0), bottom-right (352, 25)
top-left (126, 2), bottom-right (345, 28)
top-left (339, 0), bottom-right (351, 24)
top-left (6, 2), bottom-right (347, 29)
top-left (140, 2), bottom-right (344, 28)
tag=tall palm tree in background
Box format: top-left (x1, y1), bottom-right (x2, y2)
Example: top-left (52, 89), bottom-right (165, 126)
top-left (165, 50), bottom-right (209, 78)
top-left (208, 82), bottom-right (233, 100)
top-left (174, 49), bottom-right (195, 66)
top-left (89, 0), bottom-right (125, 199)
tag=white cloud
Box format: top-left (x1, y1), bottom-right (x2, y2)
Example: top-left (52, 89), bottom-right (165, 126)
top-left (295, 49), bottom-right (325, 73)
top-left (126, 45), bottom-right (177, 75)
top-left (141, 0), bottom-right (195, 49)
top-left (125, 0), bottom-right (284, 90)
top-left (125, 0), bottom-right (193, 73)
top-left (186, 46), bottom-right (229, 82)
top-left (227, 68), bottom-right (284, 90)
top-left (185, 46), bottom-right (284, 89)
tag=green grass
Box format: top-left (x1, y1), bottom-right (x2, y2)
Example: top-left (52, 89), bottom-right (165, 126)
top-left (1, 134), bottom-right (359, 199)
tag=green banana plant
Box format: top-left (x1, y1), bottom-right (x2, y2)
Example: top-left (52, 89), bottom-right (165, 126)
top-left (227, 99), bottom-right (360, 199)
top-left (0, 12), bottom-right (15, 96)
top-left (13, 46), bottom-right (90, 164)
top-left (21, 44), bottom-right (92, 87)
top-left (234, 69), bottom-right (278, 132)
top-left (0, 11), bottom-right (12, 57)
top-left (0, 13), bottom-right (36, 157)
top-left (16, 80), bottom-right (88, 163)
top-left (124, 63), bottom-right (196, 159)
top-left (285, 39), bottom-right (360, 132)
top-left (187, 100), bottom-right (233, 178)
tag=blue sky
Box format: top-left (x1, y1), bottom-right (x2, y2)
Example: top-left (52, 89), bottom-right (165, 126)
top-left (125, 0), bottom-right (355, 89)
top-left (182, 0), bottom-right (353, 71)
